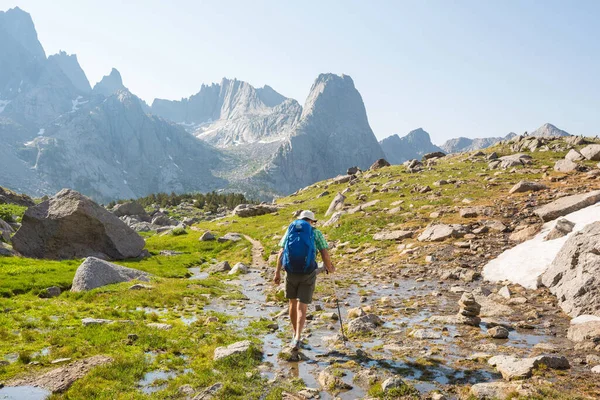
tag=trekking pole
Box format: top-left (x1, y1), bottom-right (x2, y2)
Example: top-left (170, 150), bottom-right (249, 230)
top-left (327, 265), bottom-right (347, 344)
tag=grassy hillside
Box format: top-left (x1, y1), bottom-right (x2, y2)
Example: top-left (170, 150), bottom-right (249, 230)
top-left (1, 136), bottom-right (599, 399)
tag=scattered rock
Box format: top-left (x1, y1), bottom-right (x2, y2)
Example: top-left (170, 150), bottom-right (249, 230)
top-left (381, 376), bottom-right (406, 392)
top-left (111, 202), bottom-right (146, 217)
top-left (217, 232), bottom-right (242, 242)
top-left (498, 285), bottom-right (511, 299)
top-left (40, 286), bottom-right (61, 298)
top-left (0, 218), bottom-right (13, 243)
top-left (200, 231), bottom-right (215, 241)
top-left (544, 218), bottom-right (575, 241)
top-left (565, 149), bottom-right (584, 162)
top-left (411, 329), bottom-right (441, 340)
top-left (509, 181), bottom-right (548, 194)
top-left (541, 222), bottom-right (600, 317)
top-left (469, 381), bottom-right (532, 399)
top-left (71, 257), bottom-right (151, 292)
top-left (566, 317), bottom-right (600, 343)
top-left (325, 193), bottom-right (346, 216)
top-left (323, 211), bottom-right (344, 227)
top-left (488, 326), bottom-right (509, 339)
top-left (207, 261), bottom-right (231, 274)
top-left (554, 159), bottom-right (581, 173)
top-left (488, 355), bottom-right (569, 380)
top-left (233, 204), bottom-right (279, 217)
top-left (6, 355), bottom-right (113, 393)
top-left (191, 382), bottom-right (223, 400)
top-left (347, 314), bottom-right (383, 334)
top-left (509, 225), bottom-right (540, 242)
top-left (228, 262), bottom-right (249, 275)
top-left (418, 224), bottom-right (467, 242)
top-left (459, 208), bottom-right (479, 218)
top-left (147, 323), bottom-right (172, 330)
top-left (373, 230), bottom-right (413, 241)
top-left (213, 340), bottom-right (258, 361)
top-left (347, 166), bottom-right (360, 175)
top-left (82, 318), bottom-right (113, 326)
top-left (129, 284), bottom-right (152, 290)
top-left (369, 158), bottom-right (390, 170)
top-left (332, 174), bottom-right (353, 184)
top-left (423, 151), bottom-right (446, 160)
top-left (12, 189), bottom-right (145, 260)
top-left (580, 144), bottom-right (600, 161)
top-left (534, 190), bottom-right (600, 222)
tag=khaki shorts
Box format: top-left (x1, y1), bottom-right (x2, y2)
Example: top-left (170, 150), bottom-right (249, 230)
top-left (285, 269), bottom-right (317, 304)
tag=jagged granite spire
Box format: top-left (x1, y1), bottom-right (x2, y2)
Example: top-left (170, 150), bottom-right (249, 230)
top-left (47, 51), bottom-right (91, 93)
top-left (93, 68), bottom-right (126, 97)
top-left (258, 73), bottom-right (385, 194)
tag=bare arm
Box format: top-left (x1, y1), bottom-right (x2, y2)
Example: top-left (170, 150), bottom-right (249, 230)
top-left (320, 249), bottom-right (335, 273)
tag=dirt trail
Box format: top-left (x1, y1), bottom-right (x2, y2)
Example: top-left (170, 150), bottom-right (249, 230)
top-left (243, 234), bottom-right (266, 268)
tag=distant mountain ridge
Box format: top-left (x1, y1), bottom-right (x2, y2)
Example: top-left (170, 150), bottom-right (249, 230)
top-left (0, 6), bottom-right (581, 202)
top-left (0, 7), bottom-right (385, 201)
top-left (379, 128), bottom-right (444, 164)
top-left (440, 133), bottom-right (517, 154)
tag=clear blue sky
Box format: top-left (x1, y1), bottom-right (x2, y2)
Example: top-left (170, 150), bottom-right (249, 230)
top-left (3, 0), bottom-right (600, 143)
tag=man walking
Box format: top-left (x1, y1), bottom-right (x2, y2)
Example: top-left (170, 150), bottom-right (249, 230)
top-left (273, 210), bottom-right (335, 350)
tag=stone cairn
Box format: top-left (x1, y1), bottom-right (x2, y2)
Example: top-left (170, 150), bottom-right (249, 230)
top-left (456, 292), bottom-right (481, 326)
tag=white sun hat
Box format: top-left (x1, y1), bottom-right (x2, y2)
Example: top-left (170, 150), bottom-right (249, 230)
top-left (298, 210), bottom-right (317, 222)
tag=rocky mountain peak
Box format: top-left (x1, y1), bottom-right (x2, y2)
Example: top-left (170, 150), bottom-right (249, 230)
top-left (0, 7), bottom-right (46, 60)
top-left (93, 68), bottom-right (126, 97)
top-left (530, 123), bottom-right (570, 137)
top-left (260, 73), bottom-right (385, 194)
top-left (47, 51), bottom-right (91, 93)
top-left (380, 128), bottom-right (444, 164)
top-left (301, 73), bottom-right (358, 120)
top-left (405, 128), bottom-right (432, 142)
top-left (256, 84), bottom-right (286, 107)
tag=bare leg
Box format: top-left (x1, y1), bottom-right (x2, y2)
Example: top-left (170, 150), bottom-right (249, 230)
top-left (289, 299), bottom-right (298, 336)
top-left (294, 302), bottom-right (308, 341)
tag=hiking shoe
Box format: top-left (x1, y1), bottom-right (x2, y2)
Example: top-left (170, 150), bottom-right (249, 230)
top-left (290, 338), bottom-right (300, 351)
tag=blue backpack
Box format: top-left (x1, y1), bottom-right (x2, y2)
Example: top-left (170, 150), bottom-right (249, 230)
top-left (282, 219), bottom-right (317, 274)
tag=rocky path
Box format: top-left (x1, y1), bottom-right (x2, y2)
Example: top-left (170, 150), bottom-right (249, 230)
top-left (215, 235), bottom-right (586, 399)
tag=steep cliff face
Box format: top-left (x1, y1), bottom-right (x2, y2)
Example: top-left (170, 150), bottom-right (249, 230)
top-left (47, 51), bottom-right (91, 93)
top-left (26, 90), bottom-right (224, 202)
top-left (380, 128), bottom-right (444, 164)
top-left (255, 74), bottom-right (385, 194)
top-left (0, 7), bottom-right (80, 129)
top-left (93, 68), bottom-right (126, 97)
top-left (151, 78), bottom-right (301, 147)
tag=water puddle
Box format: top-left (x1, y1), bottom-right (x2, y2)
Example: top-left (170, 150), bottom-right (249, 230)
top-left (138, 370), bottom-right (178, 394)
top-left (188, 267), bottom-right (208, 280)
top-left (0, 386), bottom-right (52, 400)
top-left (180, 315), bottom-right (199, 325)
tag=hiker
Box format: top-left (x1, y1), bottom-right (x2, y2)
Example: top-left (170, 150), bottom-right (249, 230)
top-left (273, 210), bottom-right (335, 350)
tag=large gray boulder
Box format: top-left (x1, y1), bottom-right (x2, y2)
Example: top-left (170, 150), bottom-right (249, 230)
top-left (418, 224), bottom-right (467, 242)
top-left (541, 222), bottom-right (600, 317)
top-left (12, 189), bottom-right (145, 260)
top-left (0, 218), bottom-right (14, 243)
top-left (232, 204), bottom-right (279, 217)
top-left (111, 202), bottom-right (147, 217)
top-left (71, 257), bottom-right (151, 292)
top-left (325, 193), bottom-right (345, 216)
top-left (534, 190), bottom-right (600, 222)
top-left (213, 340), bottom-right (258, 361)
top-left (554, 159), bottom-right (580, 173)
top-left (580, 144), bottom-right (600, 161)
